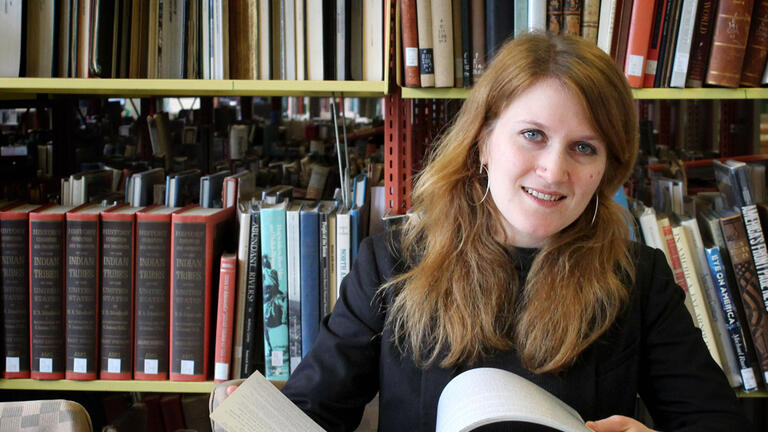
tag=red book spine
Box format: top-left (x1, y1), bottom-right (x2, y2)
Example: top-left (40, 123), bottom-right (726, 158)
top-left (29, 209), bottom-right (66, 380)
top-left (402, 0), bottom-right (421, 87)
top-left (660, 220), bottom-right (690, 292)
top-left (643, 0), bottom-right (669, 87)
top-left (624, 0), bottom-right (657, 88)
top-left (64, 210), bottom-right (101, 380)
top-left (214, 253), bottom-right (237, 383)
top-left (99, 207), bottom-right (136, 380)
top-left (169, 206), bottom-right (234, 381)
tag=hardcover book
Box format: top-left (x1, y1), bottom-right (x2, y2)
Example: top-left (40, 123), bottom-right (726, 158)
top-left (170, 205), bottom-right (234, 381)
top-left (0, 203), bottom-right (42, 378)
top-left (100, 205), bottom-right (141, 380)
top-left (417, 0), bottom-right (436, 86)
top-left (65, 203), bottom-right (113, 380)
top-left (260, 201), bottom-right (290, 380)
top-left (134, 204), bottom-right (177, 380)
top-left (214, 252), bottom-right (237, 382)
top-left (685, 0), bottom-right (717, 87)
top-left (300, 202), bottom-right (322, 356)
top-left (242, 201), bottom-right (264, 378)
top-left (705, 0), bottom-right (754, 88)
top-left (29, 204), bottom-right (75, 380)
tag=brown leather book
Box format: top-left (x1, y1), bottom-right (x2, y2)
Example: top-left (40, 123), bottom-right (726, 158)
top-left (229, 0), bottom-right (259, 80)
top-left (581, 0), bottom-right (601, 43)
top-left (563, 0), bottom-right (582, 36)
top-left (685, 0), bottom-right (718, 87)
top-left (417, 0), bottom-right (436, 87)
top-left (471, 0), bottom-right (485, 79)
top-left (402, 0), bottom-right (421, 87)
top-left (705, 0), bottom-right (755, 88)
top-left (548, 0), bottom-right (564, 34)
top-left (741, 0), bottom-right (768, 86)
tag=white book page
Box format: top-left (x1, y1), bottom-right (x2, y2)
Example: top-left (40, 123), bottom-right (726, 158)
top-left (436, 368), bottom-right (593, 432)
top-left (210, 371), bottom-right (325, 432)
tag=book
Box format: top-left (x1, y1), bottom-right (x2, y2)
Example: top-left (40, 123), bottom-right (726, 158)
top-left (65, 203), bottom-right (113, 380)
top-left (229, 0), bottom-right (259, 80)
top-left (318, 201), bottom-right (338, 317)
top-left (231, 205), bottom-right (252, 379)
top-left (1, 203), bottom-right (41, 378)
top-left (300, 203), bottom-right (321, 357)
top-left (548, 0), bottom-right (564, 34)
top-left (29, 204), bottom-right (74, 380)
top-left (453, 0), bottom-right (464, 87)
top-left (306, 0), bottom-right (324, 80)
top-left (668, 0), bottom-right (699, 88)
top-left (363, 0), bottom-right (384, 81)
top-left (685, 0), bottom-right (718, 87)
top-left (200, 170), bottom-right (231, 209)
top-left (581, 0), bottom-right (600, 43)
top-left (26, 0), bottom-right (56, 77)
top-left (562, 0), bottom-right (581, 36)
top-left (170, 205), bottom-right (234, 381)
top-left (643, 0), bottom-right (669, 88)
top-left (336, 0), bottom-right (352, 80)
top-left (460, 0), bottom-right (472, 87)
top-left (0, 0), bottom-right (22, 77)
top-left (485, 0), bottom-right (514, 64)
top-left (471, 0), bottom-right (486, 78)
top-left (261, 201), bottom-right (290, 380)
top-left (242, 201), bottom-right (264, 378)
top-left (296, 0), bottom-right (306, 80)
top-left (623, 0), bottom-right (655, 88)
top-left (100, 205), bottom-right (141, 380)
top-left (286, 202), bottom-right (304, 373)
top-left (597, 0), bottom-right (619, 54)
top-left (222, 170), bottom-right (257, 208)
top-left (432, 0), bottom-right (454, 87)
top-left (335, 207), bottom-right (352, 299)
top-left (705, 0), bottom-right (754, 88)
top-left (134, 205), bottom-right (176, 380)
top-left (741, 0), bottom-right (768, 86)
top-left (214, 252), bottom-right (237, 383)
top-left (417, 0), bottom-right (436, 87)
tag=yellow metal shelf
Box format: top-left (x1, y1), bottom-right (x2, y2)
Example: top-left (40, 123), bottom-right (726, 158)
top-left (737, 390), bottom-right (768, 398)
top-left (0, 379), bottom-right (215, 393)
top-left (399, 86), bottom-right (768, 100)
top-left (0, 78), bottom-right (389, 98)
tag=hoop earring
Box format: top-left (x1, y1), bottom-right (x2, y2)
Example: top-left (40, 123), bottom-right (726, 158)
top-left (590, 194), bottom-right (599, 226)
top-left (472, 164), bottom-right (490, 206)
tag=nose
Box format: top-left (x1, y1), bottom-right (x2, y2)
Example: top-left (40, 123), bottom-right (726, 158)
top-left (535, 147), bottom-right (569, 184)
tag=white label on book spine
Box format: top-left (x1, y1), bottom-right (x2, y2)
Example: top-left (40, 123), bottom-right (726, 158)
top-left (144, 358), bottom-right (158, 374)
top-left (405, 48), bottom-right (418, 67)
top-left (627, 55), bottom-right (645, 77)
top-left (271, 350), bottom-right (284, 367)
top-left (742, 368), bottom-right (758, 392)
top-left (108, 358), bottom-right (121, 373)
top-left (673, 53), bottom-right (690, 74)
top-left (181, 359), bottom-right (195, 375)
top-left (645, 60), bottom-right (658, 75)
top-left (73, 357), bottom-right (87, 373)
top-left (39, 358), bottom-right (52, 373)
top-left (5, 357), bottom-right (19, 372)
top-left (215, 362), bottom-right (229, 381)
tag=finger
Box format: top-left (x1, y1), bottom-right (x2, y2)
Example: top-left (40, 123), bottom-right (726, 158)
top-left (226, 385), bottom-right (238, 396)
top-left (585, 415), bottom-right (633, 432)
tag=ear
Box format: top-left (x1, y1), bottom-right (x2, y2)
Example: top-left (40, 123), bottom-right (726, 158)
top-left (477, 126), bottom-right (491, 166)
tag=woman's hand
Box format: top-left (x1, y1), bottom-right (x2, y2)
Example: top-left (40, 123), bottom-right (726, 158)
top-left (226, 384), bottom-right (239, 396)
top-left (586, 415), bottom-right (657, 432)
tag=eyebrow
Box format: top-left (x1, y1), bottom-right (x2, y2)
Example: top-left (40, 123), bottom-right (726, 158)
top-left (515, 119), bottom-right (602, 142)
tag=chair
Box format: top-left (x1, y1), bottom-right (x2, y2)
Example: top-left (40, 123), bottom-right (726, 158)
top-left (0, 399), bottom-right (92, 432)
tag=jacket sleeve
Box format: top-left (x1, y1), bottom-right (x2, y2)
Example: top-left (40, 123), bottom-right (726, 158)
top-left (281, 235), bottom-right (388, 431)
top-left (638, 248), bottom-right (751, 431)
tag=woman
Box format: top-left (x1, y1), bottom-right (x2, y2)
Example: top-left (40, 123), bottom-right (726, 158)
top-left (281, 32), bottom-right (750, 431)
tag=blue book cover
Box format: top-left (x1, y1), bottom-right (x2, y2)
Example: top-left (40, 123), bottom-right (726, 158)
top-left (260, 201), bottom-right (290, 380)
top-left (300, 203), bottom-right (321, 357)
top-left (705, 245), bottom-right (758, 392)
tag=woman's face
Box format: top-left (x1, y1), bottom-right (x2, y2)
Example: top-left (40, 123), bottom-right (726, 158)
top-left (480, 78), bottom-right (607, 248)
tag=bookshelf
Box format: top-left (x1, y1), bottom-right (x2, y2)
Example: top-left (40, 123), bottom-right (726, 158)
top-left (0, 379), bottom-right (285, 393)
top-left (398, 87), bottom-right (768, 100)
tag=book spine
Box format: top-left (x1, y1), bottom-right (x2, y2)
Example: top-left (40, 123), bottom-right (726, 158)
top-left (685, 0), bottom-right (717, 87)
top-left (658, 218), bottom-right (690, 292)
top-left (261, 207), bottom-right (290, 380)
top-left (29, 218), bottom-right (66, 380)
top-left (134, 218), bottom-right (171, 380)
top-left (581, 0), bottom-right (600, 43)
top-left (319, 211), bottom-right (332, 318)
top-left (335, 212), bottom-right (352, 298)
top-left (99, 217), bottom-right (135, 380)
top-left (241, 207), bottom-right (263, 377)
top-left (452, 0), bottom-right (463, 87)
top-left (740, 0), bottom-right (768, 86)
top-left (721, 213), bottom-right (768, 388)
top-left (706, 246), bottom-right (759, 392)
top-left (644, 0), bottom-right (669, 87)
top-left (705, 0), bottom-right (754, 87)
top-left (562, 0), bottom-right (581, 36)
top-left (286, 208), bottom-right (302, 374)
top-left (624, 0), bottom-right (656, 88)
top-left (170, 214), bottom-right (221, 382)
top-left (1, 216), bottom-right (30, 378)
top-left (484, 0), bottom-right (515, 64)
top-left (471, 0), bottom-right (485, 78)
top-left (416, 0), bottom-right (436, 86)
top-left (597, 0), bottom-right (619, 54)
top-left (401, 0), bottom-right (421, 87)
top-left (668, 0), bottom-right (699, 88)
top-left (547, 0), bottom-right (564, 34)
top-left (529, 0), bottom-right (548, 31)
top-left (460, 0), bottom-right (472, 87)
top-left (613, 0), bottom-right (635, 73)
top-left (214, 254), bottom-right (237, 382)
top-left (514, 0), bottom-right (529, 38)
top-left (65, 217), bottom-right (100, 380)
top-left (300, 211), bottom-right (320, 357)
top-left (431, 0), bottom-right (453, 87)
top-left (742, 205), bottom-right (768, 312)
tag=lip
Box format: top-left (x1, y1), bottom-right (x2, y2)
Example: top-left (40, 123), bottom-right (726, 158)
top-left (522, 186), bottom-right (566, 207)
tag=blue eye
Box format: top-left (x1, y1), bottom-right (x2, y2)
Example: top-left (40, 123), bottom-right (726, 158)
top-left (522, 130), bottom-right (542, 141)
top-left (575, 142), bottom-right (597, 155)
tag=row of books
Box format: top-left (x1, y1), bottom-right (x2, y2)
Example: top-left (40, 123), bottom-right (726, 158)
top-left (0, 0), bottom-right (385, 81)
top-left (632, 159), bottom-right (768, 392)
top-left (401, 0), bottom-right (768, 89)
top-left (0, 174), bottom-right (383, 382)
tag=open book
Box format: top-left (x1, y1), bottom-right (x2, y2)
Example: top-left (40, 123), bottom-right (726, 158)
top-left (210, 368), bottom-right (592, 432)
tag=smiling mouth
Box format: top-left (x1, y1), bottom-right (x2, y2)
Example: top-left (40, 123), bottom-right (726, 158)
top-left (523, 187), bottom-right (566, 201)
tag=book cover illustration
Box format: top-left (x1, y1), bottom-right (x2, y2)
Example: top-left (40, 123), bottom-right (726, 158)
top-left (261, 202), bottom-right (289, 380)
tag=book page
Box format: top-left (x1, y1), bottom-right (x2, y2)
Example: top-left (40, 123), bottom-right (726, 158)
top-left (436, 368), bottom-right (593, 432)
top-left (210, 371), bottom-right (326, 432)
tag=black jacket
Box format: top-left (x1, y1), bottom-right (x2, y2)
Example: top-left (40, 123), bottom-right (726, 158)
top-left (282, 232), bottom-right (751, 431)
